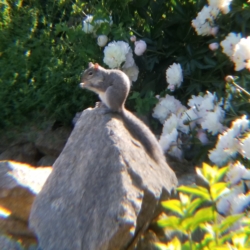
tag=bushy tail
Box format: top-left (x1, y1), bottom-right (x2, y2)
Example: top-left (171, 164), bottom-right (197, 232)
top-left (120, 109), bottom-right (164, 163)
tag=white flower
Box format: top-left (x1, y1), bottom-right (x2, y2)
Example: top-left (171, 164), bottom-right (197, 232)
top-left (130, 35), bottom-right (136, 42)
top-left (246, 59), bottom-right (250, 71)
top-left (192, 5), bottom-right (220, 36)
top-left (159, 128), bottom-right (178, 152)
top-left (209, 42), bottom-right (219, 51)
top-left (94, 16), bottom-right (113, 26)
top-left (196, 129), bottom-right (209, 145)
top-left (122, 49), bottom-right (135, 69)
top-left (226, 162), bottom-right (250, 185)
top-left (232, 37), bottom-right (250, 71)
top-left (231, 115), bottom-right (249, 137)
top-left (208, 0), bottom-right (232, 14)
top-left (168, 145), bottom-right (183, 160)
top-left (166, 63), bottom-right (183, 91)
top-left (162, 114), bottom-right (179, 135)
top-left (200, 109), bottom-right (224, 135)
top-left (210, 26), bottom-right (219, 36)
top-left (241, 135), bottom-right (250, 159)
top-left (231, 193), bottom-right (250, 214)
top-left (152, 94), bottom-right (183, 124)
top-left (199, 91), bottom-right (216, 111)
top-left (187, 95), bottom-right (204, 109)
top-left (221, 33), bottom-right (242, 59)
top-left (216, 187), bottom-right (243, 215)
top-left (122, 64), bottom-right (139, 83)
top-left (82, 15), bottom-right (94, 34)
top-left (103, 41), bottom-right (130, 68)
top-left (209, 116), bottom-right (249, 165)
top-left (179, 107), bottom-right (199, 133)
top-left (134, 40), bottom-right (147, 56)
top-left (209, 129), bottom-right (240, 165)
top-left (97, 35), bottom-right (108, 47)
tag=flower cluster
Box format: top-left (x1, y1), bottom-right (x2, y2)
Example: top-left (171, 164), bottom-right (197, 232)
top-left (220, 33), bottom-right (242, 60)
top-left (209, 116), bottom-right (249, 166)
top-left (103, 41), bottom-right (139, 82)
top-left (192, 0), bottom-right (232, 36)
top-left (166, 63), bottom-right (183, 91)
top-left (221, 33), bottom-right (250, 71)
top-left (82, 15), bottom-right (113, 34)
top-left (153, 91), bottom-right (225, 159)
top-left (191, 5), bottom-right (219, 36)
top-left (216, 162), bottom-right (250, 219)
top-left (82, 15), bottom-right (113, 47)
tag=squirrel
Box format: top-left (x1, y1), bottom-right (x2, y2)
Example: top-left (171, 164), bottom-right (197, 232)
top-left (80, 62), bottom-right (164, 163)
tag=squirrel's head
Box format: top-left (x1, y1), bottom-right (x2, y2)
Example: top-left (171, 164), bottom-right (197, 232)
top-left (79, 62), bottom-right (104, 89)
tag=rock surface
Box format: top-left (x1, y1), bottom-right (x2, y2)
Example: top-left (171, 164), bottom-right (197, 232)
top-left (0, 143), bottom-right (41, 166)
top-left (0, 161), bottom-right (52, 248)
top-left (29, 106), bottom-right (178, 250)
top-left (34, 126), bottom-right (72, 157)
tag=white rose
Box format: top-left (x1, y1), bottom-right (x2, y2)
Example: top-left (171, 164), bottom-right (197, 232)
top-left (134, 40), bottom-right (147, 56)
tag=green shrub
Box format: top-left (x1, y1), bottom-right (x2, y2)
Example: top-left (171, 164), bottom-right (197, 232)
top-left (155, 163), bottom-right (250, 249)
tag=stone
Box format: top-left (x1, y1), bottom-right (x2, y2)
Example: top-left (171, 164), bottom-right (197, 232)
top-left (0, 161), bottom-right (52, 248)
top-left (36, 155), bottom-right (57, 167)
top-left (0, 235), bottom-right (24, 250)
top-left (0, 142), bottom-right (41, 166)
top-left (35, 127), bottom-right (72, 157)
top-left (29, 106), bottom-right (178, 250)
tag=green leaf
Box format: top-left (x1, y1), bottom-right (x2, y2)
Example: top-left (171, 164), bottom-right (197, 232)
top-left (157, 216), bottom-right (181, 230)
top-left (210, 182), bottom-right (230, 201)
top-left (182, 207), bottom-right (214, 231)
top-left (154, 242), bottom-right (169, 250)
top-left (215, 167), bottom-right (229, 183)
top-left (155, 237), bottom-right (181, 250)
top-left (177, 186), bottom-right (210, 201)
top-left (161, 200), bottom-right (184, 216)
top-left (219, 214), bottom-right (245, 233)
top-left (186, 198), bottom-right (205, 216)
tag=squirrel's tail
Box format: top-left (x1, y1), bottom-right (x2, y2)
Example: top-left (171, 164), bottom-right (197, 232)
top-left (120, 109), bottom-right (164, 163)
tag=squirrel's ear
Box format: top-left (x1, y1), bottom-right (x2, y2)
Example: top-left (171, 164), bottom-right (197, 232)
top-left (88, 62), bottom-right (94, 68)
top-left (94, 63), bottom-right (99, 70)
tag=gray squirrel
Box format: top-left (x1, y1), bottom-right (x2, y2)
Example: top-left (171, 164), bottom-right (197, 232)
top-left (80, 62), bottom-right (165, 163)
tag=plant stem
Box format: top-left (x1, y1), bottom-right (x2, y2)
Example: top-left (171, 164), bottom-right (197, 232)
top-left (231, 80), bottom-right (250, 97)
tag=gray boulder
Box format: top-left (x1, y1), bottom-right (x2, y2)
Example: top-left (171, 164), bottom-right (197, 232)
top-left (29, 107), bottom-right (177, 250)
top-left (0, 161), bottom-right (52, 249)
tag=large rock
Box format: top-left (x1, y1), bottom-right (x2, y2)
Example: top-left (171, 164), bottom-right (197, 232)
top-left (29, 106), bottom-right (178, 250)
top-left (0, 142), bottom-right (41, 166)
top-left (0, 161), bottom-right (52, 248)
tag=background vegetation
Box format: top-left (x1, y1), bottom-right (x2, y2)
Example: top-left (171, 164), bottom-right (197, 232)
top-left (1, 0), bottom-right (250, 249)
top-left (0, 0), bottom-right (248, 126)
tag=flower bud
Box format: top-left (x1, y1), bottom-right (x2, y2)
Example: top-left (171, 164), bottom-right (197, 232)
top-left (134, 40), bottom-right (147, 56)
top-left (130, 35), bottom-right (136, 42)
top-left (210, 26), bottom-right (219, 36)
top-left (209, 42), bottom-right (219, 51)
top-left (97, 35), bottom-right (108, 47)
top-left (225, 75), bottom-right (234, 83)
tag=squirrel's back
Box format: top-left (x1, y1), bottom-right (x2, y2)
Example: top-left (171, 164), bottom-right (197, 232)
top-left (120, 109), bottom-right (164, 163)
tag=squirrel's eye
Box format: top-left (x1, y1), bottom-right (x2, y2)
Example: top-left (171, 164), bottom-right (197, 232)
top-left (88, 71), bottom-right (93, 76)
